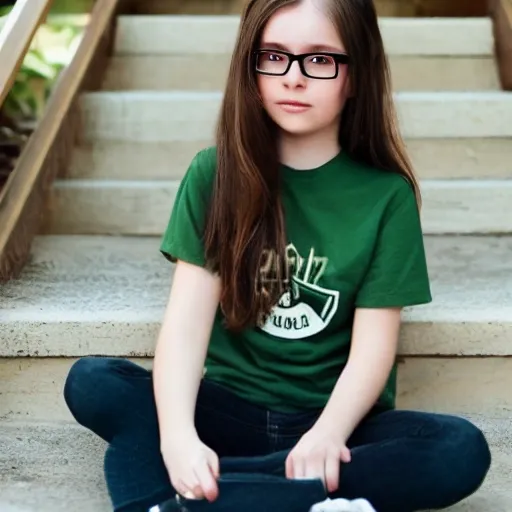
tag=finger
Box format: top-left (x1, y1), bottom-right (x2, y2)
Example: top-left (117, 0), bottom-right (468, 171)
top-left (292, 456), bottom-right (307, 480)
top-left (207, 451), bottom-right (220, 479)
top-left (285, 453), bottom-right (294, 479)
top-left (340, 446), bottom-right (352, 463)
top-left (176, 478), bottom-right (202, 500)
top-left (325, 454), bottom-right (340, 493)
top-left (304, 457), bottom-right (326, 489)
top-left (194, 461), bottom-right (219, 502)
top-left (303, 457), bottom-right (323, 479)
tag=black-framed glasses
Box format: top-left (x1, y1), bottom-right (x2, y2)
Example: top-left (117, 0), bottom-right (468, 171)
top-left (254, 49), bottom-right (350, 80)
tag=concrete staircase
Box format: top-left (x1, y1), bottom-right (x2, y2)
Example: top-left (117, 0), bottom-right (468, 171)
top-left (1, 14), bottom-right (511, 512)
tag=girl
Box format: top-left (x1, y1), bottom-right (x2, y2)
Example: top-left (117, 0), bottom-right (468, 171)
top-left (63, 0), bottom-right (491, 511)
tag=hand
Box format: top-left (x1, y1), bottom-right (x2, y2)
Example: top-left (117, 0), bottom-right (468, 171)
top-left (161, 430), bottom-right (219, 502)
top-left (285, 425), bottom-right (351, 493)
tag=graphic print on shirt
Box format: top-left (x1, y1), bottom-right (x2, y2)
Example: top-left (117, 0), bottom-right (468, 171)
top-left (258, 243), bottom-right (339, 339)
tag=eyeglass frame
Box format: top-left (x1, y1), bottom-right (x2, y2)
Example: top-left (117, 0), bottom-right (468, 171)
top-left (253, 49), bottom-right (350, 80)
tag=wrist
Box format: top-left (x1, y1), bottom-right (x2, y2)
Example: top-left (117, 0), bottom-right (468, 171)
top-left (315, 412), bottom-right (348, 443)
top-left (160, 424), bottom-right (198, 449)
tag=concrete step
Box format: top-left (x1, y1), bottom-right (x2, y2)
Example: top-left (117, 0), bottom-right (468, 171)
top-left (2, 355), bottom-right (512, 422)
top-left (1, 235), bottom-right (511, 421)
top-left (104, 16), bottom-right (499, 91)
top-left (113, 16), bottom-right (495, 57)
top-left (1, 235), bottom-right (511, 358)
top-left (40, 178), bottom-right (512, 235)
top-left (69, 138), bottom-right (512, 181)
top-left (1, 415), bottom-right (510, 511)
top-left (0, 421), bottom-right (108, 512)
top-left (103, 54), bottom-right (500, 93)
top-left (78, 91), bottom-right (512, 142)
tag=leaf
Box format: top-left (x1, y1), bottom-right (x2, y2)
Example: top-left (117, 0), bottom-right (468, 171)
top-left (0, 6), bottom-right (12, 17)
top-left (22, 51), bottom-right (58, 80)
top-left (1, 9), bottom-right (84, 122)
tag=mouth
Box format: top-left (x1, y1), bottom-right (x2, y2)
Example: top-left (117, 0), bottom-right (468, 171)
top-left (276, 100), bottom-right (312, 113)
top-left (277, 100), bottom-right (312, 107)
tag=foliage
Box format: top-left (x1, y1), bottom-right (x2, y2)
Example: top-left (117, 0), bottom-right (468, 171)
top-left (0, 6), bottom-right (83, 121)
top-left (52, 0), bottom-right (95, 13)
top-left (0, 4), bottom-right (84, 186)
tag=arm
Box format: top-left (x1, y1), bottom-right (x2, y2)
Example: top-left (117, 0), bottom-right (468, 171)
top-left (315, 306), bottom-right (402, 441)
top-left (153, 260), bottom-right (221, 438)
top-left (286, 307), bottom-right (401, 491)
top-left (286, 179), bottom-right (430, 490)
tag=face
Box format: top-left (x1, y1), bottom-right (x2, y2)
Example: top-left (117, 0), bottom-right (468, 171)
top-left (256, 0), bottom-right (350, 137)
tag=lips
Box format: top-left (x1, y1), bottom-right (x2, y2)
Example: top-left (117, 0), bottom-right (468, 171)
top-left (277, 100), bottom-right (311, 107)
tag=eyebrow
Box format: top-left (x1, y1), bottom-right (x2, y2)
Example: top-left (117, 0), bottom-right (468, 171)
top-left (260, 41), bottom-right (345, 53)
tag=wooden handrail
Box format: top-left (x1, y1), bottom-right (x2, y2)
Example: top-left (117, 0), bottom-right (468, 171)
top-left (493, 0), bottom-right (512, 90)
top-left (0, 0), bottom-right (122, 281)
top-left (0, 0), bottom-right (53, 109)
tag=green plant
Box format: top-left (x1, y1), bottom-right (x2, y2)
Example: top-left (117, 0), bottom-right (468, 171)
top-left (0, 5), bottom-right (84, 187)
top-left (0, 7), bottom-right (82, 122)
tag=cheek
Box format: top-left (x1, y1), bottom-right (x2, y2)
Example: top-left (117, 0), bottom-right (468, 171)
top-left (313, 80), bottom-right (347, 115)
top-left (257, 76), bottom-right (275, 104)
top-left (326, 77), bottom-right (348, 103)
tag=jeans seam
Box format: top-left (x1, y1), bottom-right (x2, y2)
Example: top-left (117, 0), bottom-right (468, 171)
top-left (267, 411), bottom-right (279, 452)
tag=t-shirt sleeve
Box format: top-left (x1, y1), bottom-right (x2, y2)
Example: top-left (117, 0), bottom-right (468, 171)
top-left (355, 178), bottom-right (432, 308)
top-left (159, 148), bottom-right (216, 267)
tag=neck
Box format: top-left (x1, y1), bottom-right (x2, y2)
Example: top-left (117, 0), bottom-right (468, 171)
top-left (278, 124), bottom-right (341, 170)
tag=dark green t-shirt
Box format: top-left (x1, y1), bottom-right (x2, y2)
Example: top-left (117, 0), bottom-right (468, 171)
top-left (160, 146), bottom-right (432, 413)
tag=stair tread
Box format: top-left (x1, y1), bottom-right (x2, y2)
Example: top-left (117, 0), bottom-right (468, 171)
top-left (41, 177), bottom-right (512, 238)
top-left (78, 90), bottom-right (512, 141)
top-left (103, 54), bottom-right (501, 92)
top-left (114, 15), bottom-right (495, 56)
top-left (0, 414), bottom-right (510, 511)
top-left (1, 235), bottom-right (511, 356)
top-left (69, 139), bottom-right (512, 181)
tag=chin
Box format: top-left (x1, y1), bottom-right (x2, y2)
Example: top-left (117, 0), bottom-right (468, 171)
top-left (272, 117), bottom-right (321, 137)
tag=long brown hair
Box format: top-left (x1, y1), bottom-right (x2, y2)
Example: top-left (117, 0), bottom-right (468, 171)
top-left (204, 0), bottom-right (421, 332)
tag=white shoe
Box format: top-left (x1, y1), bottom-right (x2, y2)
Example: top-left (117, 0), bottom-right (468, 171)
top-left (309, 497), bottom-right (376, 512)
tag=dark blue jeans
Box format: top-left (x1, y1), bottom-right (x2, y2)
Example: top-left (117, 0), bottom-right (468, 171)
top-left (63, 357), bottom-right (491, 512)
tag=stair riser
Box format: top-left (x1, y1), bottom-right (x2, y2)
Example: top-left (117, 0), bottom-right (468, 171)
top-left (114, 17), bottom-right (494, 57)
top-left (79, 92), bottom-right (512, 142)
top-left (120, 0), bottom-right (493, 18)
top-left (103, 55), bottom-right (500, 92)
top-left (1, 357), bottom-right (510, 422)
top-left (41, 180), bottom-right (512, 235)
top-left (2, 315), bottom-right (511, 358)
top-left (70, 139), bottom-right (512, 181)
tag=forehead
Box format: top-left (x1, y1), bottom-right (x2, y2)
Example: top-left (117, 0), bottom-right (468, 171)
top-left (260, 0), bottom-right (344, 52)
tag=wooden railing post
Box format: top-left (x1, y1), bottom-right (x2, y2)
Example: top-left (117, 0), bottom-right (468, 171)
top-left (0, 0), bottom-right (54, 108)
top-left (0, 0), bottom-right (123, 281)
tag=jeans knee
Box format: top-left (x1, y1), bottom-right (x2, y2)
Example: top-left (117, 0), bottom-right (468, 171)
top-left (445, 416), bottom-right (491, 500)
top-left (63, 356), bottom-right (118, 432)
top-left (463, 419), bottom-right (491, 485)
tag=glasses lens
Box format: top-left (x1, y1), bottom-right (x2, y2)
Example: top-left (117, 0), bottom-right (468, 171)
top-left (303, 54), bottom-right (337, 78)
top-left (256, 51), bottom-right (289, 74)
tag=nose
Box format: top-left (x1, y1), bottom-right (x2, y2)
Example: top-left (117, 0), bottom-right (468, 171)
top-left (283, 60), bottom-right (306, 88)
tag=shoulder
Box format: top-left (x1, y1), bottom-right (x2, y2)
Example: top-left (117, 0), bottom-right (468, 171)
top-left (182, 146), bottom-right (218, 199)
top-left (187, 145), bottom-right (217, 180)
top-left (343, 154), bottom-right (417, 210)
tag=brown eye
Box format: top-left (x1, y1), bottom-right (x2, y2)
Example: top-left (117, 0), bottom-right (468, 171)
top-left (263, 52), bottom-right (283, 62)
top-left (308, 55), bottom-right (335, 65)
top-left (256, 51), bottom-right (289, 74)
